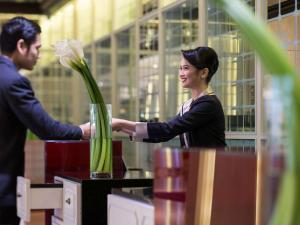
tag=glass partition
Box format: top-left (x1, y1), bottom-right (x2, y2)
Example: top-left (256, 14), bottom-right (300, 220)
top-left (226, 139), bottom-right (255, 152)
top-left (95, 38), bottom-right (112, 105)
top-left (161, 0), bottom-right (178, 8)
top-left (164, 0), bottom-right (198, 120)
top-left (76, 0), bottom-right (93, 44)
top-left (94, 0), bottom-right (113, 39)
top-left (207, 0), bottom-right (256, 132)
top-left (138, 16), bottom-right (159, 122)
top-left (267, 0), bottom-right (300, 72)
top-left (142, 0), bottom-right (158, 15)
top-left (114, 0), bottom-right (138, 30)
top-left (116, 27), bottom-right (137, 120)
top-left (78, 45), bottom-right (93, 121)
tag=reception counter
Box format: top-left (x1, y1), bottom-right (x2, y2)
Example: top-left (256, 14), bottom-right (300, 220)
top-left (19, 140), bottom-right (153, 225)
top-left (108, 148), bottom-right (258, 225)
top-left (21, 141), bottom-right (260, 225)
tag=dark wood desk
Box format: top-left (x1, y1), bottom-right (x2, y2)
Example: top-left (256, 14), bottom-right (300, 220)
top-left (55, 170), bottom-right (153, 225)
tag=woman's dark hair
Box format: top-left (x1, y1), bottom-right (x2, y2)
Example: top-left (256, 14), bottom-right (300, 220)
top-left (181, 46), bottom-right (219, 83)
top-left (0, 16), bottom-right (41, 54)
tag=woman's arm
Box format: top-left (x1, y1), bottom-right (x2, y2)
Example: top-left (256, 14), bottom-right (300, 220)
top-left (146, 99), bottom-right (216, 139)
top-left (112, 99), bottom-right (215, 142)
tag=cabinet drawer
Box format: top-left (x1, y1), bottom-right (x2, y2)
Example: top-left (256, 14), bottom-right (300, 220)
top-left (17, 176), bottom-right (63, 222)
top-left (53, 176), bottom-right (81, 225)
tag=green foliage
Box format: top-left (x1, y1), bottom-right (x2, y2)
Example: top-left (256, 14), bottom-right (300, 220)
top-left (213, 0), bottom-right (300, 224)
top-left (26, 130), bottom-right (39, 140)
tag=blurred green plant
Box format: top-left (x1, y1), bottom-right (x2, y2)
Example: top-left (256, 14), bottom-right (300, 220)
top-left (26, 130), bottom-right (39, 140)
top-left (213, 0), bottom-right (300, 224)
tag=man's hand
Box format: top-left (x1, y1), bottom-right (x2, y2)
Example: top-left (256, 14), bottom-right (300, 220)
top-left (79, 122), bottom-right (90, 139)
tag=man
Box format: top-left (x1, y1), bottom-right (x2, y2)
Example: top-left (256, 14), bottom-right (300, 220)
top-left (0, 16), bottom-right (90, 224)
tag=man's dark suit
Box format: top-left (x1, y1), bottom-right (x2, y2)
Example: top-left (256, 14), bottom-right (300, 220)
top-left (0, 56), bottom-right (82, 224)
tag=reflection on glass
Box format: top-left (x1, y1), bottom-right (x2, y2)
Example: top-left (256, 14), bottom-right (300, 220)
top-left (76, 0), bottom-right (92, 44)
top-left (161, 0), bottom-right (178, 8)
top-left (226, 139), bottom-right (255, 152)
top-left (79, 45), bottom-right (93, 121)
top-left (142, 0), bottom-right (158, 15)
top-left (84, 45), bottom-right (92, 68)
top-left (136, 16), bottom-right (161, 171)
top-left (94, 0), bottom-right (112, 39)
top-left (164, 0), bottom-right (198, 120)
top-left (95, 38), bottom-right (112, 105)
top-left (28, 61), bottom-right (81, 124)
top-left (207, 0), bottom-right (255, 132)
top-left (267, 0), bottom-right (299, 73)
top-left (267, 2), bottom-right (300, 158)
top-left (139, 17), bottom-right (159, 121)
top-left (116, 27), bottom-right (136, 120)
top-left (114, 0), bottom-right (137, 30)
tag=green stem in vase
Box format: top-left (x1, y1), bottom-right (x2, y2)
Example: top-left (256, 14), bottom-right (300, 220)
top-left (54, 40), bottom-right (112, 174)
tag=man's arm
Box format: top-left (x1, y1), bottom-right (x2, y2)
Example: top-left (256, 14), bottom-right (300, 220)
top-left (5, 76), bottom-right (83, 140)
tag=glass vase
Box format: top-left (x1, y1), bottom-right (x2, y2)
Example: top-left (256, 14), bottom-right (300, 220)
top-left (90, 103), bottom-right (112, 178)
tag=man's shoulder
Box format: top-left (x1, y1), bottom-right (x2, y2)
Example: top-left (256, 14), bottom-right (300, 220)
top-left (0, 60), bottom-right (23, 79)
top-left (0, 66), bottom-right (29, 93)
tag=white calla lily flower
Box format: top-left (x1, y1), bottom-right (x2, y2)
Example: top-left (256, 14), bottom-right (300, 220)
top-left (54, 39), bottom-right (84, 68)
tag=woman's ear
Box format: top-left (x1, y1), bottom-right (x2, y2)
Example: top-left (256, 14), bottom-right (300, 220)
top-left (16, 39), bottom-right (28, 55)
top-left (200, 68), bottom-right (209, 79)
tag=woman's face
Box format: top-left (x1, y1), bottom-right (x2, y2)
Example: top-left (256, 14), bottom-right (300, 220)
top-left (179, 56), bottom-right (201, 89)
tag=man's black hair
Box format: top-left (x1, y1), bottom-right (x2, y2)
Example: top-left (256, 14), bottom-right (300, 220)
top-left (0, 16), bottom-right (41, 54)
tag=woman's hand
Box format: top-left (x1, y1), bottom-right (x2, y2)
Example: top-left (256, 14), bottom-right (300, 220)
top-left (112, 118), bottom-right (136, 135)
top-left (112, 118), bottom-right (121, 131)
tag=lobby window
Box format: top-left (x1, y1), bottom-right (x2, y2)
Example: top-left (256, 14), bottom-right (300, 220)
top-left (84, 44), bottom-right (92, 68)
top-left (139, 17), bottom-right (159, 122)
top-left (116, 27), bottom-right (137, 120)
top-left (164, 0), bottom-right (199, 120)
top-left (226, 139), bottom-right (255, 152)
top-left (114, 0), bottom-right (138, 30)
top-left (76, 0), bottom-right (93, 44)
top-left (142, 0), bottom-right (158, 15)
top-left (267, 0), bottom-right (300, 72)
top-left (207, 0), bottom-right (256, 133)
top-left (79, 45), bottom-right (93, 121)
top-left (268, 0), bottom-right (299, 19)
top-left (95, 38), bottom-right (112, 105)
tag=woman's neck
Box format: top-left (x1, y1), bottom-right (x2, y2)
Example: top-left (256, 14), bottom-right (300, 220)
top-left (191, 84), bottom-right (209, 99)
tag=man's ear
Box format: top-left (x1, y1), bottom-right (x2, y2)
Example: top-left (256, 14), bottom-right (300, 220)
top-left (16, 39), bottom-right (28, 55)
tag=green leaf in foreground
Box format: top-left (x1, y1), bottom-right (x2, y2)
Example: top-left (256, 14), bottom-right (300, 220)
top-left (213, 0), bottom-right (300, 224)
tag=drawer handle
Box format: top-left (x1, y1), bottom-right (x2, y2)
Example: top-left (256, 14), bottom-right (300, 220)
top-left (65, 198), bottom-right (71, 205)
top-left (17, 193), bottom-right (22, 198)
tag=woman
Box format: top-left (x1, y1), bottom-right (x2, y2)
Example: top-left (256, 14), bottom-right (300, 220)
top-left (112, 46), bottom-right (226, 148)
